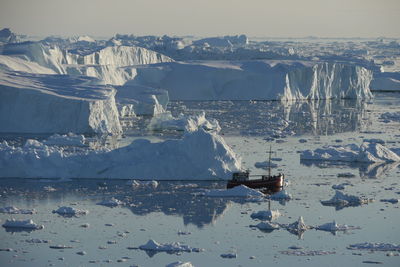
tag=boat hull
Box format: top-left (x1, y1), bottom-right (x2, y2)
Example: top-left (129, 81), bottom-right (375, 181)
top-left (227, 175), bottom-right (284, 190)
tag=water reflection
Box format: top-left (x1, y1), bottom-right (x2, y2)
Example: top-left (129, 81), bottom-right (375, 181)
top-left (300, 160), bottom-right (399, 179)
top-left (167, 99), bottom-right (371, 136)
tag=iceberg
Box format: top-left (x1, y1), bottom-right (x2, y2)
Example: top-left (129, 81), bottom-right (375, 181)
top-left (0, 71), bottom-right (121, 134)
top-left (0, 129), bottom-right (241, 179)
top-left (131, 61), bottom-right (373, 101)
top-left (2, 219), bottom-right (44, 230)
top-left (321, 190), bottom-right (370, 207)
top-left (315, 221), bottom-right (360, 232)
top-left (52, 206), bottom-right (89, 216)
top-left (300, 142), bottom-right (400, 163)
top-left (139, 239), bottom-right (203, 253)
top-left (148, 112), bottom-right (221, 132)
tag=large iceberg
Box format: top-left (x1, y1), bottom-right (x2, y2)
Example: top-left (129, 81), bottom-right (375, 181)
top-left (0, 71), bottom-right (121, 134)
top-left (130, 61), bottom-right (373, 100)
top-left (0, 129), bottom-right (241, 179)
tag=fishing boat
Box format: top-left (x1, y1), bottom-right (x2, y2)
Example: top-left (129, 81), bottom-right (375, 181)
top-left (227, 146), bottom-right (284, 189)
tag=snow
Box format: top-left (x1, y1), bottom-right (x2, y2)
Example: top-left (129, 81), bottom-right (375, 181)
top-left (0, 55), bottom-right (56, 74)
top-left (201, 185), bottom-right (264, 198)
top-left (250, 210), bottom-right (281, 220)
top-left (347, 242), bottom-right (400, 252)
top-left (139, 239), bottom-right (203, 253)
top-left (0, 129), bottom-right (241, 179)
top-left (0, 71), bottom-right (121, 134)
top-left (0, 206), bottom-right (36, 214)
top-left (300, 142), bottom-right (400, 163)
top-left (321, 190), bottom-right (369, 207)
top-left (315, 221), bottom-right (360, 232)
top-left (131, 61), bottom-right (373, 101)
top-left (166, 261), bottom-right (195, 267)
top-left (2, 219), bottom-right (44, 230)
top-left (148, 112), bottom-right (221, 132)
top-left (52, 206), bottom-right (89, 216)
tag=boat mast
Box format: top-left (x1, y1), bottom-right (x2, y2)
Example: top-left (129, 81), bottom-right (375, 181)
top-left (268, 145), bottom-right (272, 177)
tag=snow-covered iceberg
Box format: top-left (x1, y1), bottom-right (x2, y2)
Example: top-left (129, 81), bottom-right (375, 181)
top-left (0, 129), bottom-right (241, 179)
top-left (131, 61), bottom-right (373, 101)
top-left (0, 71), bottom-right (121, 134)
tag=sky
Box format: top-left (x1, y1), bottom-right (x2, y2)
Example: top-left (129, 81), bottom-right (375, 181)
top-left (0, 0), bottom-right (399, 38)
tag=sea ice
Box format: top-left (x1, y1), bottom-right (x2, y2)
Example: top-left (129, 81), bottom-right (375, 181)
top-left (254, 222), bottom-right (280, 231)
top-left (0, 206), bottom-right (36, 214)
top-left (315, 221), bottom-right (360, 232)
top-left (138, 239), bottom-right (203, 253)
top-left (321, 190), bottom-right (369, 207)
top-left (97, 198), bottom-right (124, 207)
top-left (250, 210), bottom-right (281, 221)
top-left (201, 185), bottom-right (264, 198)
top-left (165, 261), bottom-right (195, 267)
top-left (280, 250), bottom-right (336, 256)
top-left (270, 190), bottom-right (292, 200)
top-left (347, 242), bottom-right (400, 252)
top-left (2, 219), bottom-right (44, 230)
top-left (52, 206), bottom-right (89, 216)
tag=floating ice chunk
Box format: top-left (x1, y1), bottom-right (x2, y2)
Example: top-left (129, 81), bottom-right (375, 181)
top-left (2, 219), bottom-right (44, 230)
top-left (220, 253), bottom-right (237, 258)
top-left (298, 139), bottom-right (308, 143)
top-left (166, 261), bottom-right (195, 267)
top-left (128, 180), bottom-right (159, 189)
top-left (321, 190), bottom-right (369, 207)
top-left (250, 210), bottom-right (281, 221)
top-left (283, 216), bottom-right (311, 236)
top-left (300, 142), bottom-right (400, 163)
top-left (280, 250), bottom-right (336, 256)
top-left (52, 206), bottom-right (88, 216)
top-left (49, 245), bottom-right (73, 249)
top-left (254, 222), bottom-right (280, 231)
top-left (347, 242), bottom-right (400, 251)
top-left (139, 239), bottom-right (203, 253)
top-left (0, 206), bottom-right (36, 214)
top-left (315, 221), bottom-right (360, 232)
top-left (270, 190), bottom-right (292, 200)
top-left (97, 198), bottom-right (124, 207)
top-left (379, 112), bottom-right (400, 122)
top-left (363, 138), bottom-right (385, 144)
top-left (331, 183), bottom-right (352, 190)
top-left (201, 185), bottom-right (264, 198)
top-left (254, 161), bottom-right (278, 169)
top-left (25, 238), bottom-right (50, 243)
top-left (44, 133), bottom-right (86, 146)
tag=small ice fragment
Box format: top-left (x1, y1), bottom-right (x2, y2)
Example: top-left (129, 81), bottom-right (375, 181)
top-left (250, 210), bottom-right (281, 221)
top-left (270, 190), bottom-right (292, 200)
top-left (76, 251), bottom-right (86, 255)
top-left (49, 245), bottom-right (73, 249)
top-left (139, 239), bottom-right (202, 253)
top-left (254, 222), bottom-right (280, 231)
top-left (347, 242), bottom-right (400, 251)
top-left (166, 261), bottom-right (195, 267)
top-left (25, 238), bottom-right (50, 243)
top-left (2, 219), bottom-right (44, 230)
top-left (97, 198), bottom-right (124, 207)
top-left (337, 172), bottom-right (356, 178)
top-left (0, 206), bottom-right (36, 214)
top-left (52, 206), bottom-right (88, 216)
top-left (315, 221), bottom-right (360, 232)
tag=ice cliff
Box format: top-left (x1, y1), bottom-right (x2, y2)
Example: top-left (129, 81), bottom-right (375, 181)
top-left (130, 61), bottom-right (373, 101)
top-left (0, 129), bottom-right (241, 179)
top-left (0, 71), bottom-right (121, 134)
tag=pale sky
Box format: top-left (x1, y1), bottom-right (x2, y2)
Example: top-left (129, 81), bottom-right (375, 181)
top-left (0, 0), bottom-right (399, 38)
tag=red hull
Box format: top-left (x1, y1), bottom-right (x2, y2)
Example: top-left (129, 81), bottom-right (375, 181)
top-left (227, 175), bottom-right (284, 189)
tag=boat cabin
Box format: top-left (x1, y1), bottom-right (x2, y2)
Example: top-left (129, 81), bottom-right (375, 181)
top-left (232, 170), bottom-right (250, 181)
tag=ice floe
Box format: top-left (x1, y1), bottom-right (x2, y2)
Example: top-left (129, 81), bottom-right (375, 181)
top-left (200, 185), bottom-right (264, 198)
top-left (269, 190), bottom-right (292, 200)
top-left (280, 250), bottom-right (335, 256)
top-left (138, 239), bottom-right (203, 253)
top-left (148, 112), bottom-right (221, 133)
top-left (0, 129), bottom-right (241, 179)
top-left (2, 219), bottom-right (44, 230)
top-left (315, 221), bottom-right (360, 232)
top-left (253, 221), bottom-right (280, 231)
top-left (347, 242), bottom-right (400, 252)
top-left (52, 206), bottom-right (89, 216)
top-left (301, 142), bottom-right (400, 163)
top-left (250, 210), bottom-right (281, 221)
top-left (166, 261), bottom-right (195, 267)
top-left (97, 198), bottom-right (124, 207)
top-left (0, 206), bottom-right (36, 214)
top-left (321, 190), bottom-right (370, 207)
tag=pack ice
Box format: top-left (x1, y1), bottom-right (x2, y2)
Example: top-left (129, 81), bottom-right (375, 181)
top-left (0, 129), bottom-right (241, 179)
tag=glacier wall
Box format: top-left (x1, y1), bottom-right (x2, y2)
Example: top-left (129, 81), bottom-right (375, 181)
top-left (0, 71), bottom-right (122, 134)
top-left (130, 61), bottom-right (373, 101)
